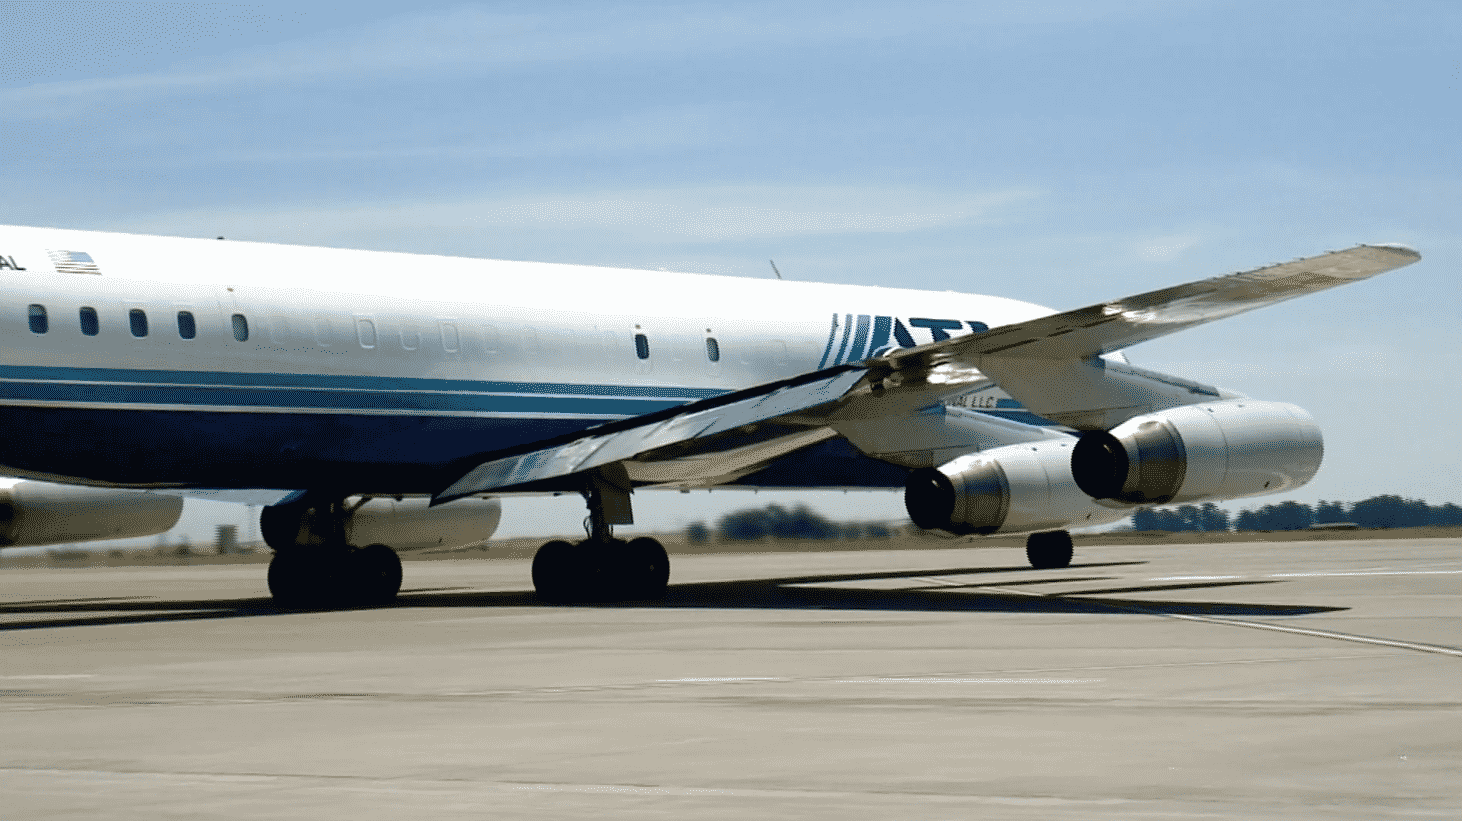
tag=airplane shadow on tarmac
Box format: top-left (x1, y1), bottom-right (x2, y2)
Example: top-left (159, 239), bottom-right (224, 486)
top-left (0, 560), bottom-right (1346, 632)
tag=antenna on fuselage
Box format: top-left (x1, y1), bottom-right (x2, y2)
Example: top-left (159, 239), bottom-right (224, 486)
top-left (769, 260), bottom-right (784, 280)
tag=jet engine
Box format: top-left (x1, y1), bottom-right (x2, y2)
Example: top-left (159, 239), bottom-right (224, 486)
top-left (0, 481), bottom-right (184, 547)
top-left (1070, 400), bottom-right (1323, 505)
top-left (905, 438), bottom-right (1118, 535)
top-left (261, 496), bottom-right (502, 551)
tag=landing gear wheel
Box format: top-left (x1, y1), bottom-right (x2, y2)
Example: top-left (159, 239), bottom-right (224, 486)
top-left (269, 545), bottom-right (402, 609)
top-left (531, 537), bottom-right (670, 603)
top-left (1026, 530), bottom-right (1074, 569)
top-left (623, 537), bottom-right (670, 601)
top-left (353, 544), bottom-right (402, 606)
top-left (268, 550), bottom-right (331, 609)
top-left (532, 539), bottom-right (579, 603)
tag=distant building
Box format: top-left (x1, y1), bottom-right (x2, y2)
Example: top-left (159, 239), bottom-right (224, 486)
top-left (215, 524), bottom-right (239, 555)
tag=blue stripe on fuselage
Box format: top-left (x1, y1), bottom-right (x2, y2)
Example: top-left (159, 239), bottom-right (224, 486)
top-left (0, 381), bottom-right (679, 416)
top-left (0, 365), bottom-right (1061, 491)
top-left (816, 313), bottom-right (839, 370)
top-left (0, 364), bottom-right (719, 416)
top-left (845, 314), bottom-right (871, 363)
top-left (0, 404), bottom-right (925, 492)
top-left (832, 313), bottom-right (853, 365)
top-left (0, 404), bottom-right (604, 491)
top-left (0, 364), bottom-right (721, 400)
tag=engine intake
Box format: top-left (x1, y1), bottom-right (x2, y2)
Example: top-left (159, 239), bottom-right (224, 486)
top-left (1071, 400), bottom-right (1322, 505)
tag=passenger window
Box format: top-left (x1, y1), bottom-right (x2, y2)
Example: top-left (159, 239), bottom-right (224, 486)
top-left (399, 322), bottom-right (419, 351)
top-left (177, 311), bottom-right (196, 339)
top-left (79, 307), bottom-right (99, 336)
top-left (634, 333), bottom-right (650, 360)
top-left (356, 318), bottom-right (377, 349)
top-left (129, 309), bottom-right (148, 338)
top-left (441, 322), bottom-right (459, 353)
top-left (27, 305), bottom-right (47, 334)
top-left (705, 337), bottom-right (720, 362)
top-left (231, 314), bottom-right (249, 342)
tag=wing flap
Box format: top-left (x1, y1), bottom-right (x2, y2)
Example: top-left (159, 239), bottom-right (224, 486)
top-left (433, 368), bottom-right (867, 504)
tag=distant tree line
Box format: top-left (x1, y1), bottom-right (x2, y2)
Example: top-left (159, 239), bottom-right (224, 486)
top-left (688, 504), bottom-right (895, 542)
top-left (685, 495), bottom-right (1462, 541)
top-left (1131, 502), bottom-right (1232, 533)
top-left (1132, 495), bottom-right (1462, 532)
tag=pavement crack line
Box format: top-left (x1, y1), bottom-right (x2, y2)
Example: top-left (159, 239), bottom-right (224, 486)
top-left (977, 586), bottom-right (1462, 659)
top-left (0, 766), bottom-right (1138, 805)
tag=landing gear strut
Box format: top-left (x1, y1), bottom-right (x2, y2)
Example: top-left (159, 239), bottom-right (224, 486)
top-left (531, 472), bottom-right (669, 603)
top-left (262, 497), bottom-right (404, 609)
top-left (1026, 529), bottom-right (1074, 569)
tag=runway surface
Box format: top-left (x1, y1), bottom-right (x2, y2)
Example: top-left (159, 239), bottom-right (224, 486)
top-left (2, 537), bottom-right (1458, 819)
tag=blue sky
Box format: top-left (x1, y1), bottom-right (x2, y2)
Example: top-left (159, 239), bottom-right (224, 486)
top-left (3, 1), bottom-right (1458, 541)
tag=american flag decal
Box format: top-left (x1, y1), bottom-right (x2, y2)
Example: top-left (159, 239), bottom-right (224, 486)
top-left (47, 250), bottom-right (102, 275)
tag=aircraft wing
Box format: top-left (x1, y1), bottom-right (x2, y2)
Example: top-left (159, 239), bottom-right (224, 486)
top-left (433, 367), bottom-right (869, 505)
top-left (883, 243), bottom-right (1420, 365)
top-left (432, 244), bottom-right (1420, 503)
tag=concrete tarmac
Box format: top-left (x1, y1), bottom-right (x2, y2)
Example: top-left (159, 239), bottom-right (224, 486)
top-left (1, 537), bottom-right (1458, 819)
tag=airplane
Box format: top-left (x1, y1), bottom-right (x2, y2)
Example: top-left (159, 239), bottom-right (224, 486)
top-left (0, 225), bottom-right (1420, 607)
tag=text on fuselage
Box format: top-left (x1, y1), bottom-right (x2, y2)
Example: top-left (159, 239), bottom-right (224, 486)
top-left (819, 314), bottom-right (988, 368)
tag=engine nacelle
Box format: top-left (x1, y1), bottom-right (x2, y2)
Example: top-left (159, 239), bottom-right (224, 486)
top-left (905, 439), bottom-right (1121, 535)
top-left (1070, 400), bottom-right (1323, 505)
top-left (261, 496), bottom-right (502, 551)
top-left (0, 481), bottom-right (184, 547)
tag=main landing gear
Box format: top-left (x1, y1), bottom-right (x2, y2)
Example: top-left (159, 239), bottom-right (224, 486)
top-left (262, 497), bottom-right (404, 609)
top-left (531, 472), bottom-right (669, 604)
top-left (267, 543), bottom-right (402, 609)
top-left (1025, 529), bottom-right (1074, 569)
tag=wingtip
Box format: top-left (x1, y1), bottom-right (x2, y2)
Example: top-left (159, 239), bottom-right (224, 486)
top-left (1364, 242), bottom-right (1421, 260)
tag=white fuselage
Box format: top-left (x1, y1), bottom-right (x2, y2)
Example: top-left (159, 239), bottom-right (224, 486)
top-left (0, 226), bottom-right (1056, 493)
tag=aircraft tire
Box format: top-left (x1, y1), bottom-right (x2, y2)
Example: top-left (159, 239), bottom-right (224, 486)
top-left (268, 550), bottom-right (331, 609)
top-left (354, 544), bottom-right (403, 606)
top-left (532, 539), bottom-right (579, 603)
top-left (624, 537), bottom-right (670, 601)
top-left (1026, 530), bottom-right (1074, 569)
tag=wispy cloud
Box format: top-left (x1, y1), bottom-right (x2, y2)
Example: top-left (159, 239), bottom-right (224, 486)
top-left (0, 2), bottom-right (298, 90)
top-left (102, 186), bottom-right (1038, 251)
top-left (129, 103), bottom-right (752, 166)
top-left (0, 4), bottom-right (927, 112)
top-left (1140, 338), bottom-right (1421, 385)
top-left (1133, 232), bottom-right (1203, 262)
top-left (0, 1), bottom-right (1179, 113)
top-left (464, 196), bottom-right (989, 241)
